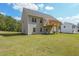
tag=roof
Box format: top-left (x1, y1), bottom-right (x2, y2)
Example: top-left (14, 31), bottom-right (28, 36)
top-left (43, 19), bottom-right (61, 26)
top-left (23, 8), bottom-right (59, 21)
top-left (63, 22), bottom-right (77, 26)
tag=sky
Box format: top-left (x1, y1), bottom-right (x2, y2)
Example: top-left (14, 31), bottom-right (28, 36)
top-left (0, 3), bottom-right (79, 25)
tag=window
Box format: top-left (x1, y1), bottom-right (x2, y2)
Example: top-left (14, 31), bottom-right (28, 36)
top-left (32, 18), bottom-right (34, 22)
top-left (32, 17), bottom-right (36, 22)
top-left (45, 28), bottom-right (48, 32)
top-left (40, 28), bottom-right (42, 32)
top-left (33, 28), bottom-right (36, 32)
top-left (40, 18), bottom-right (43, 23)
top-left (72, 25), bottom-right (75, 29)
top-left (34, 18), bottom-right (36, 22)
top-left (64, 26), bottom-right (66, 28)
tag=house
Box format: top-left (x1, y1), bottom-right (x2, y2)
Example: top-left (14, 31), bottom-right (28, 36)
top-left (61, 22), bottom-right (78, 33)
top-left (77, 23), bottom-right (79, 32)
top-left (21, 8), bottom-right (61, 35)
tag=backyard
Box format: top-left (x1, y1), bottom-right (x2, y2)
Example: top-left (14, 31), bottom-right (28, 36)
top-left (0, 31), bottom-right (79, 56)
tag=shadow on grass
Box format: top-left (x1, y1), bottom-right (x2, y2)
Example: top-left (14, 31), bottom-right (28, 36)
top-left (41, 33), bottom-right (57, 35)
top-left (0, 32), bottom-right (26, 36)
top-left (0, 32), bottom-right (60, 37)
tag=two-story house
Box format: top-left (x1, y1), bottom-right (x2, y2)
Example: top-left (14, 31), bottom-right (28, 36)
top-left (21, 8), bottom-right (61, 35)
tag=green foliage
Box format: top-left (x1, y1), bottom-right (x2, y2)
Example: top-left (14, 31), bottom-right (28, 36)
top-left (0, 14), bottom-right (21, 32)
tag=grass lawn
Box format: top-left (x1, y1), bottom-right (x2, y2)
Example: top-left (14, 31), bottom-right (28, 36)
top-left (0, 31), bottom-right (79, 56)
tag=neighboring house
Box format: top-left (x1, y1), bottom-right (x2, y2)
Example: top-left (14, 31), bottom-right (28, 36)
top-left (21, 8), bottom-right (61, 35)
top-left (77, 23), bottom-right (79, 32)
top-left (61, 22), bottom-right (78, 33)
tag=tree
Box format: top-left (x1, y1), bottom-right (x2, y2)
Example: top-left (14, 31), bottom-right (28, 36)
top-left (0, 13), bottom-right (21, 32)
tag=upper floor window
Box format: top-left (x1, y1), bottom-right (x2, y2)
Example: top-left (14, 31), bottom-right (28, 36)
top-left (40, 18), bottom-right (43, 23)
top-left (32, 17), bottom-right (36, 22)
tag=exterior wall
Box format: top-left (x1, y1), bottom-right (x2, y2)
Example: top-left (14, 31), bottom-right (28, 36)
top-left (61, 23), bottom-right (78, 33)
top-left (21, 8), bottom-right (28, 34)
top-left (28, 16), bottom-right (45, 34)
top-left (74, 27), bottom-right (78, 33)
